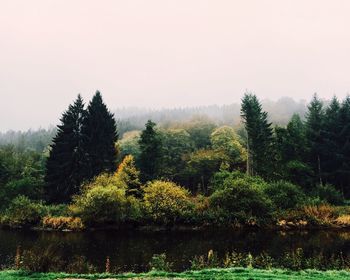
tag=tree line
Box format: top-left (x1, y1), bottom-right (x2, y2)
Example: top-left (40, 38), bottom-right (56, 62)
top-left (1, 91), bottom-right (350, 211)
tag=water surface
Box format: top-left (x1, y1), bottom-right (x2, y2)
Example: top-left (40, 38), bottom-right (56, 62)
top-left (0, 229), bottom-right (349, 272)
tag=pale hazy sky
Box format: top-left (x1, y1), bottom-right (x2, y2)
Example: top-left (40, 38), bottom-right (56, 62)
top-left (1, 0), bottom-right (350, 131)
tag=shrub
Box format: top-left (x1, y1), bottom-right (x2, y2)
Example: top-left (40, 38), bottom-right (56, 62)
top-left (20, 246), bottom-right (64, 272)
top-left (149, 253), bottom-right (172, 271)
top-left (44, 204), bottom-right (69, 217)
top-left (210, 171), bottom-right (268, 194)
top-left (335, 215), bottom-right (350, 226)
top-left (70, 185), bottom-right (129, 225)
top-left (303, 204), bottom-right (336, 225)
top-left (313, 184), bottom-right (344, 205)
top-left (70, 172), bottom-right (141, 225)
top-left (209, 177), bottom-right (273, 224)
top-left (0, 177), bottom-right (44, 211)
top-left (143, 181), bottom-right (194, 224)
top-left (265, 181), bottom-right (306, 209)
top-left (1, 195), bottom-right (45, 226)
top-left (42, 216), bottom-right (84, 231)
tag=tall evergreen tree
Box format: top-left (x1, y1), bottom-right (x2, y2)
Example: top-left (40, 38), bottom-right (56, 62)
top-left (138, 120), bottom-right (162, 182)
top-left (321, 96), bottom-right (341, 187)
top-left (240, 93), bottom-right (273, 177)
top-left (81, 91), bottom-right (118, 180)
top-left (305, 94), bottom-right (325, 186)
top-left (337, 96), bottom-right (350, 197)
top-left (45, 95), bottom-right (86, 203)
top-left (274, 114), bottom-right (312, 187)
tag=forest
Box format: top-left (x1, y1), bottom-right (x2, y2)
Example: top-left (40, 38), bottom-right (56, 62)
top-left (0, 91), bottom-right (350, 230)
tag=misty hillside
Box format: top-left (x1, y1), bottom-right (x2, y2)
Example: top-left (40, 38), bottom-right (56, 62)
top-left (115, 97), bottom-right (307, 134)
top-left (0, 97), bottom-right (308, 150)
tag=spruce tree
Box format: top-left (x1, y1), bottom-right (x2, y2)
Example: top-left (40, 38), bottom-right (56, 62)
top-left (45, 95), bottom-right (86, 203)
top-left (138, 120), bottom-right (162, 182)
top-left (116, 155), bottom-right (142, 197)
top-left (81, 91), bottom-right (118, 180)
top-left (337, 96), bottom-right (350, 197)
top-left (274, 114), bottom-right (312, 187)
top-left (305, 94), bottom-right (325, 186)
top-left (321, 96), bottom-right (341, 187)
top-left (240, 93), bottom-right (273, 178)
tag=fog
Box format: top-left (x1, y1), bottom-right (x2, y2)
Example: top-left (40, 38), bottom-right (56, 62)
top-left (1, 0), bottom-right (350, 131)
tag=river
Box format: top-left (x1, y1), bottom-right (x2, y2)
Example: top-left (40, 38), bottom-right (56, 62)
top-left (0, 228), bottom-right (349, 272)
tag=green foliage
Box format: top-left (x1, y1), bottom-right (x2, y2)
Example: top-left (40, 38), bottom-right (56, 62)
top-left (210, 170), bottom-right (268, 193)
top-left (210, 126), bottom-right (247, 168)
top-left (1, 196), bottom-right (46, 226)
top-left (142, 180), bottom-right (193, 224)
top-left (1, 269), bottom-right (350, 280)
top-left (265, 181), bottom-right (306, 210)
top-left (70, 173), bottom-right (141, 225)
top-left (186, 149), bottom-right (224, 193)
top-left (149, 253), bottom-right (172, 271)
top-left (0, 146), bottom-right (45, 210)
top-left (117, 130), bottom-right (141, 162)
top-left (159, 129), bottom-right (193, 181)
top-left (313, 184), bottom-right (344, 205)
top-left (183, 117), bottom-right (217, 149)
top-left (209, 174), bottom-right (273, 223)
top-left (138, 120), bottom-right (163, 182)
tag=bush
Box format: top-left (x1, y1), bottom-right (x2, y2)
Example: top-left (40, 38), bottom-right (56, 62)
top-left (265, 181), bottom-right (306, 209)
top-left (149, 253), bottom-right (172, 271)
top-left (143, 181), bottom-right (194, 224)
top-left (1, 195), bottom-right (46, 226)
top-left (42, 216), bottom-right (84, 231)
top-left (70, 173), bottom-right (141, 225)
top-left (210, 171), bottom-right (268, 194)
top-left (209, 177), bottom-right (273, 224)
top-left (0, 177), bottom-right (44, 211)
top-left (44, 204), bottom-right (69, 217)
top-left (313, 184), bottom-right (344, 205)
top-left (302, 204), bottom-right (336, 225)
top-left (71, 185), bottom-right (130, 225)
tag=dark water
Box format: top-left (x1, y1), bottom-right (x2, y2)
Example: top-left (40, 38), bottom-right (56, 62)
top-left (0, 228), bottom-right (350, 272)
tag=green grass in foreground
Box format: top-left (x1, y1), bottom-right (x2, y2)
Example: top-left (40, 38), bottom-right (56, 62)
top-left (1, 268), bottom-right (350, 280)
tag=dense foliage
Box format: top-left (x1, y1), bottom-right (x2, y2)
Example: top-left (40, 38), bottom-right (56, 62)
top-left (1, 92), bottom-right (350, 230)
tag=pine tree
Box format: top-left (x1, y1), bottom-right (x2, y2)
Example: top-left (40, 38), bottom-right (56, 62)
top-left (45, 95), bottom-right (86, 203)
top-left (240, 93), bottom-right (273, 177)
top-left (337, 96), bottom-right (350, 197)
top-left (81, 91), bottom-right (118, 180)
top-left (116, 155), bottom-right (141, 197)
top-left (274, 114), bottom-right (312, 187)
top-left (305, 94), bottom-right (325, 186)
top-left (321, 96), bottom-right (341, 187)
top-left (138, 120), bottom-right (162, 182)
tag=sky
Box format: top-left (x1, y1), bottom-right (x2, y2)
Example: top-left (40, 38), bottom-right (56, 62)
top-left (1, 0), bottom-right (350, 131)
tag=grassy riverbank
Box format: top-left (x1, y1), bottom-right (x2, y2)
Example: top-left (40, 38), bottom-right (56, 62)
top-left (1, 268), bottom-right (350, 280)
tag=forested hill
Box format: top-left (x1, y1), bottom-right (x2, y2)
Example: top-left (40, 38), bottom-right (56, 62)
top-left (0, 97), bottom-right (307, 149)
top-left (115, 97), bottom-right (307, 134)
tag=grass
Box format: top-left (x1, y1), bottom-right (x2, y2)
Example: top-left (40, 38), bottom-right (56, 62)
top-left (1, 268), bottom-right (350, 280)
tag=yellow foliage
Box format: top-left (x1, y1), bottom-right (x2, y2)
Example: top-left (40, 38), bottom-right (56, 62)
top-left (303, 204), bottom-right (336, 224)
top-left (42, 216), bottom-right (84, 231)
top-left (143, 180), bottom-right (193, 224)
top-left (115, 155), bottom-right (141, 195)
top-left (335, 215), bottom-right (350, 226)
